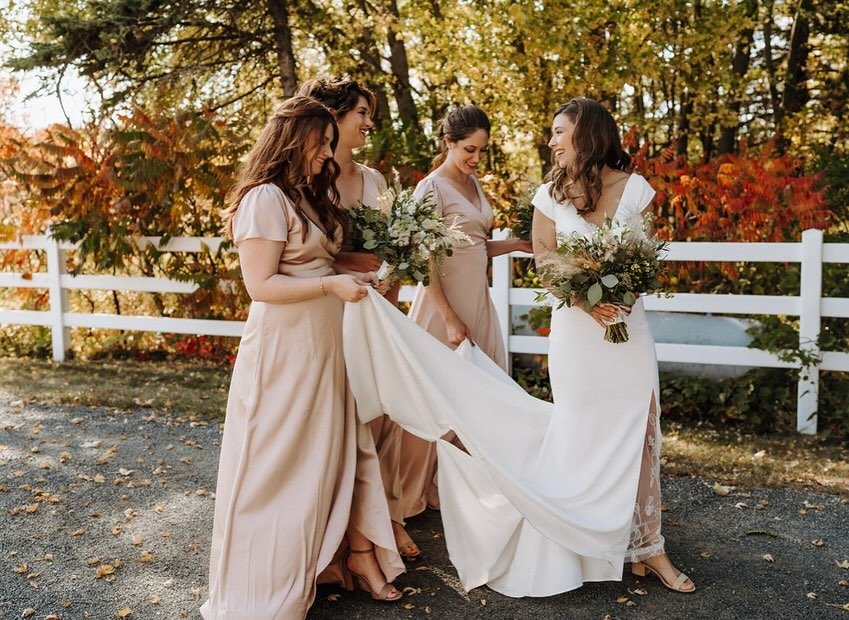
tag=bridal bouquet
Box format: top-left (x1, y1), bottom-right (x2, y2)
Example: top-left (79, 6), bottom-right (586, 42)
top-left (537, 216), bottom-right (668, 343)
top-left (348, 174), bottom-right (470, 286)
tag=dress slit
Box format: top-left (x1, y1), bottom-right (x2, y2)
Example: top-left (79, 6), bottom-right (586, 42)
top-left (626, 391), bottom-right (665, 563)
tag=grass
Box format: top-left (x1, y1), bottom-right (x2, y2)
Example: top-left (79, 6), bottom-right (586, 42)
top-left (0, 357), bottom-right (231, 420)
top-left (0, 357), bottom-right (846, 494)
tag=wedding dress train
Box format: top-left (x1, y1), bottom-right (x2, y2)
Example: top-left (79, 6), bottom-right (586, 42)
top-left (343, 287), bottom-right (662, 597)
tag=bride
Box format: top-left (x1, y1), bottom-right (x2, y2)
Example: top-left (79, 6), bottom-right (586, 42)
top-left (342, 97), bottom-right (694, 597)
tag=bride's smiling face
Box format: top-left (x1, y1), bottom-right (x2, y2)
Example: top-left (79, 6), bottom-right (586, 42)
top-left (548, 113), bottom-right (576, 169)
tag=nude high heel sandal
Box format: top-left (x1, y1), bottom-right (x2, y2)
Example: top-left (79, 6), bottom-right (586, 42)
top-left (632, 562), bottom-right (696, 593)
top-left (346, 548), bottom-right (403, 602)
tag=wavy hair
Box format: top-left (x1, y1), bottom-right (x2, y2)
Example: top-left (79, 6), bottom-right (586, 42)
top-left (223, 96), bottom-right (344, 242)
top-left (430, 105), bottom-right (490, 172)
top-left (546, 98), bottom-right (632, 214)
top-left (296, 75), bottom-right (377, 119)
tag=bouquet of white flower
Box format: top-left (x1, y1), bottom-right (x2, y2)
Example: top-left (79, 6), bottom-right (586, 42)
top-left (537, 216), bottom-right (668, 343)
top-left (348, 173), bottom-right (470, 286)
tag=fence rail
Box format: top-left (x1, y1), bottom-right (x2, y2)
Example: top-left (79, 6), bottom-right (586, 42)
top-left (2, 229), bottom-right (848, 434)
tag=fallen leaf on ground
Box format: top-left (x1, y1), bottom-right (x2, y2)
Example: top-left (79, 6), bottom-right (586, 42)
top-left (326, 593), bottom-right (341, 601)
top-left (812, 539), bottom-right (825, 547)
top-left (836, 560), bottom-right (849, 569)
top-left (712, 482), bottom-right (731, 496)
top-left (117, 608), bottom-right (132, 618)
top-left (763, 554), bottom-right (774, 562)
top-left (149, 594), bottom-right (161, 605)
top-left (13, 564), bottom-right (28, 574)
top-left (21, 610), bottom-right (35, 618)
top-left (95, 564), bottom-right (116, 578)
top-left (628, 587), bottom-right (648, 595)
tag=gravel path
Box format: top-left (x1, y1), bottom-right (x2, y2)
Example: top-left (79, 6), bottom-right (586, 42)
top-left (0, 397), bottom-right (847, 620)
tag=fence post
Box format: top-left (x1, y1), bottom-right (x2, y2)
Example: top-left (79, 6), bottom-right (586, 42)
top-left (45, 230), bottom-right (70, 362)
top-left (491, 228), bottom-right (512, 374)
top-left (797, 228), bottom-right (823, 434)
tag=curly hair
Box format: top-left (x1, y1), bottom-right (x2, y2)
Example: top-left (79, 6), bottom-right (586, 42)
top-left (546, 98), bottom-right (632, 214)
top-left (296, 75), bottom-right (378, 119)
top-left (222, 96), bottom-right (345, 242)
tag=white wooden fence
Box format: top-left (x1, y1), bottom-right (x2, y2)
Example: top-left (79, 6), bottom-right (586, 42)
top-left (2, 229), bottom-right (849, 434)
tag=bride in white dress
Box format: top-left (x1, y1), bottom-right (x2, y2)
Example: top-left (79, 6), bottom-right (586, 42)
top-left (341, 98), bottom-right (694, 597)
top-left (531, 97), bottom-right (694, 593)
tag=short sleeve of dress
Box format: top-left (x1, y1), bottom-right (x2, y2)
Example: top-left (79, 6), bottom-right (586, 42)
top-left (232, 184), bottom-right (289, 245)
top-left (414, 177), bottom-right (443, 216)
top-left (532, 182), bottom-right (556, 220)
top-left (369, 167), bottom-right (388, 195)
top-left (625, 174), bottom-right (656, 216)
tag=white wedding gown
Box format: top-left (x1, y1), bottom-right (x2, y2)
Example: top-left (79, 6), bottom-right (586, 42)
top-left (343, 173), bottom-right (664, 597)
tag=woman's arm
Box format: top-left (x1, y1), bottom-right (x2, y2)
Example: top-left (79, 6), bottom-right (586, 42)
top-left (486, 238), bottom-right (533, 257)
top-left (239, 238), bottom-right (370, 303)
top-left (531, 209), bottom-right (617, 326)
top-left (335, 250), bottom-right (382, 273)
top-left (424, 261), bottom-right (470, 346)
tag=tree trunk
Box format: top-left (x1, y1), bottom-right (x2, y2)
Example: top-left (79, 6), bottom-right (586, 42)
top-left (718, 0), bottom-right (758, 155)
top-left (677, 90), bottom-right (692, 157)
top-left (762, 0), bottom-right (781, 125)
top-left (266, 0), bottom-right (298, 96)
top-left (386, 0), bottom-right (419, 129)
top-left (776, 0), bottom-right (813, 152)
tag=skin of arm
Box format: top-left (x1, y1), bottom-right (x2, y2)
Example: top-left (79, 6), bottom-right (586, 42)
top-left (531, 207), bottom-right (618, 326)
top-left (334, 250), bottom-right (382, 273)
top-left (238, 238), bottom-right (370, 303)
top-left (486, 238), bottom-right (534, 257)
top-left (424, 260), bottom-right (470, 345)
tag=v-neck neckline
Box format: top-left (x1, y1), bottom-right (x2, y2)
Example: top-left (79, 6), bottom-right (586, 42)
top-left (437, 174), bottom-right (485, 213)
top-left (578, 173), bottom-right (634, 230)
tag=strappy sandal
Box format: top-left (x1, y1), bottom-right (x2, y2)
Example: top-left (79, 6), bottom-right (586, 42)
top-left (346, 547), bottom-right (403, 602)
top-left (632, 561), bottom-right (696, 593)
top-left (392, 522), bottom-right (421, 559)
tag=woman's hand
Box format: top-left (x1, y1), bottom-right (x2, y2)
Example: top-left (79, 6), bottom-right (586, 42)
top-left (445, 313), bottom-right (471, 346)
top-left (337, 251), bottom-right (382, 273)
top-left (588, 303), bottom-right (622, 328)
top-left (327, 274), bottom-right (370, 302)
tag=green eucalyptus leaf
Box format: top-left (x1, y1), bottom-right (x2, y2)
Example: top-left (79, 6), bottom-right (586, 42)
top-left (601, 274), bottom-right (618, 288)
top-left (587, 282), bottom-right (603, 306)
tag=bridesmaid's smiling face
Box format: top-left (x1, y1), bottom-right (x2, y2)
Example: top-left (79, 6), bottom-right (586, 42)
top-left (307, 124), bottom-right (335, 177)
top-left (446, 128), bottom-right (489, 176)
top-left (549, 113), bottom-right (576, 169)
top-left (335, 96), bottom-right (375, 150)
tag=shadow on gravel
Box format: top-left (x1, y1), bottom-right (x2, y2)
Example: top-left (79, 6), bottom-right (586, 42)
top-left (1, 398), bottom-right (847, 620)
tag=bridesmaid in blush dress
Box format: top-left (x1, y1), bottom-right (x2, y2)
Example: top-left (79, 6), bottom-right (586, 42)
top-left (399, 105), bottom-right (532, 517)
top-left (201, 96), bottom-right (403, 620)
top-left (297, 75), bottom-right (418, 559)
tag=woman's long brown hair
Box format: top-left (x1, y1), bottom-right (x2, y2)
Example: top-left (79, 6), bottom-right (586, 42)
top-left (223, 96), bottom-right (344, 241)
top-left (546, 98), bottom-right (632, 214)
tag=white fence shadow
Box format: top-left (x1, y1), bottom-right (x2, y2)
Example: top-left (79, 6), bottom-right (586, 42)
top-left (2, 229), bottom-right (848, 434)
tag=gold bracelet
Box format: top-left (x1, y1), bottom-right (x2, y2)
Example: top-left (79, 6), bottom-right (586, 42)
top-left (319, 277), bottom-right (326, 296)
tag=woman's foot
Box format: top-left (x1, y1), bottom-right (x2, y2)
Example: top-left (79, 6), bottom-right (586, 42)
top-left (392, 521), bottom-right (421, 559)
top-left (346, 547), bottom-right (403, 602)
top-left (632, 554), bottom-right (696, 593)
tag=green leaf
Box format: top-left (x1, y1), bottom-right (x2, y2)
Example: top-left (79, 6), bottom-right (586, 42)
top-left (362, 240), bottom-right (378, 250)
top-left (601, 274), bottom-right (618, 288)
top-left (622, 291), bottom-right (637, 305)
top-left (587, 282), bottom-right (603, 306)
